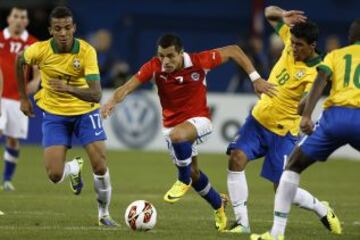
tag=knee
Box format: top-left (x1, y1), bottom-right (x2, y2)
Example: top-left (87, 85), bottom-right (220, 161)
top-left (285, 147), bottom-right (310, 174)
top-left (6, 138), bottom-right (19, 149)
top-left (169, 129), bottom-right (187, 143)
top-left (228, 150), bottom-right (248, 171)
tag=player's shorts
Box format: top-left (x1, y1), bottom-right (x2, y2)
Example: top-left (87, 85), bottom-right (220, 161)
top-left (42, 109), bottom-right (107, 148)
top-left (162, 117), bottom-right (213, 163)
top-left (227, 114), bottom-right (298, 183)
top-left (299, 106), bottom-right (360, 161)
top-left (0, 98), bottom-right (29, 139)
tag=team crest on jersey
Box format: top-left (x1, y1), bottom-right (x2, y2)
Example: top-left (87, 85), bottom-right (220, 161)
top-left (191, 72), bottom-right (200, 81)
top-left (295, 69), bottom-right (305, 80)
top-left (73, 58), bottom-right (81, 70)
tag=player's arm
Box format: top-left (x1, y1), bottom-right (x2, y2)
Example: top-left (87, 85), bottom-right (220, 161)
top-left (26, 66), bottom-right (41, 94)
top-left (15, 52), bottom-right (34, 117)
top-left (101, 76), bottom-right (142, 119)
top-left (265, 5), bottom-right (307, 29)
top-left (217, 45), bottom-right (277, 97)
top-left (0, 67), bottom-right (3, 116)
top-left (300, 71), bottom-right (329, 135)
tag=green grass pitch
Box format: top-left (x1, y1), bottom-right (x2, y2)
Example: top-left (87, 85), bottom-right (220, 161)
top-left (0, 145), bottom-right (359, 239)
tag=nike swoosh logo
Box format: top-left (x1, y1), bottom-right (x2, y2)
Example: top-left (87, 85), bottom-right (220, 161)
top-left (167, 195), bottom-right (181, 200)
top-left (95, 130), bottom-right (104, 136)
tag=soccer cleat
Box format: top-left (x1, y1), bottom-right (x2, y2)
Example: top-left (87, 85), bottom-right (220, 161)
top-left (69, 157), bottom-right (84, 195)
top-left (214, 204), bottom-right (228, 231)
top-left (1, 181), bottom-right (15, 191)
top-left (250, 232), bottom-right (284, 240)
top-left (224, 222), bottom-right (251, 233)
top-left (320, 201), bottom-right (342, 234)
top-left (98, 215), bottom-right (120, 227)
top-left (163, 180), bottom-right (192, 203)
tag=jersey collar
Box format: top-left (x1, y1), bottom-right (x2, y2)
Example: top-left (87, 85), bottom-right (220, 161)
top-left (354, 41), bottom-right (360, 45)
top-left (50, 38), bottom-right (80, 54)
top-left (3, 27), bottom-right (29, 41)
top-left (304, 54), bottom-right (322, 67)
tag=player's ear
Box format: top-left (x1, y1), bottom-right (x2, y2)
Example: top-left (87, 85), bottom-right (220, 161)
top-left (48, 26), bottom-right (53, 36)
top-left (73, 23), bottom-right (77, 33)
top-left (311, 41), bottom-right (316, 51)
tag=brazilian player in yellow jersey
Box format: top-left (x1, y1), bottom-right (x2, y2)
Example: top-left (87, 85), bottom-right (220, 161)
top-left (252, 19), bottom-right (360, 240)
top-left (15, 6), bottom-right (118, 227)
top-left (225, 6), bottom-right (340, 235)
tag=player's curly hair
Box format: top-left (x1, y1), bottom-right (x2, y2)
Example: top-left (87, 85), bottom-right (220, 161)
top-left (290, 21), bottom-right (319, 44)
top-left (49, 6), bottom-right (73, 24)
top-left (157, 33), bottom-right (183, 52)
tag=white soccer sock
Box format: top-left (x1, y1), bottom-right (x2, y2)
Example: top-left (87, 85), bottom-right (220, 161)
top-left (227, 170), bottom-right (249, 227)
top-left (271, 170), bottom-right (299, 238)
top-left (293, 188), bottom-right (327, 217)
top-left (59, 158), bottom-right (80, 183)
top-left (94, 169), bottom-right (112, 219)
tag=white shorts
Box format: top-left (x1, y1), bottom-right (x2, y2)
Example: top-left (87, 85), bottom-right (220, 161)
top-left (0, 98), bottom-right (29, 139)
top-left (162, 117), bottom-right (213, 162)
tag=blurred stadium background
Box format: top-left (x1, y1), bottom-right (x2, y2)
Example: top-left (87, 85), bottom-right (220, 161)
top-left (0, 0), bottom-right (359, 239)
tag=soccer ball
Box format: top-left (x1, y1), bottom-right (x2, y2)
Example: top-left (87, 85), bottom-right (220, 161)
top-left (124, 200), bottom-right (157, 231)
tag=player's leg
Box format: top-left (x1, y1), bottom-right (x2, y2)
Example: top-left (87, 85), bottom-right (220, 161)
top-left (226, 115), bottom-right (265, 233)
top-left (75, 109), bottom-right (117, 226)
top-left (190, 156), bottom-right (227, 231)
top-left (1, 99), bottom-right (29, 191)
top-left (163, 121), bottom-right (199, 202)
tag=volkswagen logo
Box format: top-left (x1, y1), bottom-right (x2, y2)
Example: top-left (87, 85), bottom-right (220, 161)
top-left (110, 91), bottom-right (160, 148)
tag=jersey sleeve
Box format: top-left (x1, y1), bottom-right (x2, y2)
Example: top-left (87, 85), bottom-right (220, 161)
top-left (275, 21), bottom-right (291, 44)
top-left (84, 47), bottom-right (100, 81)
top-left (23, 42), bottom-right (41, 65)
top-left (317, 53), bottom-right (334, 78)
top-left (136, 59), bottom-right (157, 83)
top-left (195, 49), bottom-right (222, 70)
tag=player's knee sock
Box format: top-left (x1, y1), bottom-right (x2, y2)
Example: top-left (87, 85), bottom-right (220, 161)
top-left (293, 187), bottom-right (327, 217)
top-left (94, 169), bottom-right (112, 219)
top-left (192, 171), bottom-right (222, 209)
top-left (172, 141), bottom-right (192, 184)
top-left (271, 170), bottom-right (299, 238)
top-left (3, 147), bottom-right (19, 182)
top-left (58, 158), bottom-right (80, 183)
top-left (227, 170), bottom-right (249, 227)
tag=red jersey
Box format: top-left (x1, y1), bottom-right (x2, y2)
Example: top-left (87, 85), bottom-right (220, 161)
top-left (0, 28), bottom-right (37, 100)
top-left (136, 50), bottom-right (222, 127)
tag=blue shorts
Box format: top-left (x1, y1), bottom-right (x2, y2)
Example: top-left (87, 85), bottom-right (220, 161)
top-left (299, 106), bottom-right (360, 161)
top-left (42, 109), bottom-right (107, 148)
top-left (227, 114), bottom-right (298, 183)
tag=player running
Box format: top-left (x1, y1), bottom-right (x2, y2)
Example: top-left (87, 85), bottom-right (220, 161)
top-left (225, 5), bottom-right (340, 235)
top-left (101, 33), bottom-right (276, 231)
top-left (0, 6), bottom-right (39, 191)
top-left (15, 6), bottom-right (118, 226)
top-left (251, 18), bottom-right (360, 240)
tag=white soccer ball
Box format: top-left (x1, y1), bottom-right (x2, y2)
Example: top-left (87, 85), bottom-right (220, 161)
top-left (124, 200), bottom-right (157, 231)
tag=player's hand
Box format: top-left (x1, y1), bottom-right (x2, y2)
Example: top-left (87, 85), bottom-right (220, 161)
top-left (282, 10), bottom-right (307, 27)
top-left (20, 98), bottom-right (35, 117)
top-left (252, 78), bottom-right (278, 98)
top-left (48, 79), bottom-right (70, 92)
top-left (101, 100), bottom-right (116, 119)
top-left (300, 116), bottom-right (314, 135)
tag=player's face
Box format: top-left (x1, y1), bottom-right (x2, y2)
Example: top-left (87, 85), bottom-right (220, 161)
top-left (291, 35), bottom-right (315, 62)
top-left (49, 17), bottom-right (76, 51)
top-left (157, 46), bottom-right (183, 73)
top-left (7, 8), bottom-right (29, 35)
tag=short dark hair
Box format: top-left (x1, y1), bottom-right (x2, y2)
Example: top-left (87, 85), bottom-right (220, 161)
top-left (157, 33), bottom-right (183, 52)
top-left (8, 6), bottom-right (27, 15)
top-left (349, 19), bottom-right (360, 43)
top-left (49, 6), bottom-right (73, 24)
top-left (290, 21), bottom-right (319, 44)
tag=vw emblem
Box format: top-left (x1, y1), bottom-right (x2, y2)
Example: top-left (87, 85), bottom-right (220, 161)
top-left (110, 92), bottom-right (160, 148)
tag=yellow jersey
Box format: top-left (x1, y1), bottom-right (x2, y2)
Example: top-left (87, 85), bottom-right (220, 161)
top-left (319, 41), bottom-right (360, 109)
top-left (252, 21), bottom-right (322, 136)
top-left (24, 38), bottom-right (100, 116)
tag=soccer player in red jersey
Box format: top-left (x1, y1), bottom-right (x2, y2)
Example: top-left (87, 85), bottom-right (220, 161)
top-left (0, 6), bottom-right (40, 191)
top-left (102, 33), bottom-right (276, 230)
